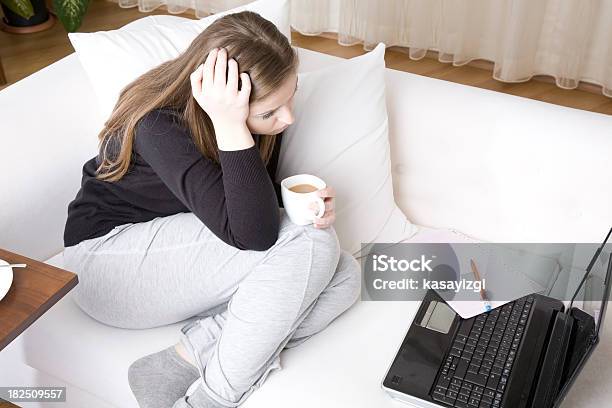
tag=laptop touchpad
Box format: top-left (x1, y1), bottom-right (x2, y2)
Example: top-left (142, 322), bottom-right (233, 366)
top-left (417, 300), bottom-right (455, 334)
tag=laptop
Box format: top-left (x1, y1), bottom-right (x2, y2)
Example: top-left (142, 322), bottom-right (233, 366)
top-left (381, 228), bottom-right (612, 408)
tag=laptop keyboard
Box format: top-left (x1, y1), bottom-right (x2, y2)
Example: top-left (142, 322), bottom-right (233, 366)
top-left (431, 295), bottom-right (535, 408)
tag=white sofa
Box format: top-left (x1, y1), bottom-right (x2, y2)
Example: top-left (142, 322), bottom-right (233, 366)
top-left (1, 42), bottom-right (612, 408)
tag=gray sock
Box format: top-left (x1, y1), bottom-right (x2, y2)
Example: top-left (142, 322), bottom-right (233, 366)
top-left (128, 345), bottom-right (200, 408)
top-left (172, 381), bottom-right (224, 408)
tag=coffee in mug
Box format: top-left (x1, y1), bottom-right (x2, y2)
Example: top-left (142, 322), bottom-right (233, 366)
top-left (289, 184), bottom-right (318, 194)
top-left (281, 174), bottom-right (326, 225)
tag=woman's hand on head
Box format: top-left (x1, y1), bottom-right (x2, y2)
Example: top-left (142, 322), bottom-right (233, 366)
top-left (309, 186), bottom-right (336, 229)
top-left (190, 47), bottom-right (251, 128)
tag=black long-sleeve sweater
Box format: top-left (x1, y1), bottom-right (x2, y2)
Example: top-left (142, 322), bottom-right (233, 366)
top-left (63, 107), bottom-right (284, 250)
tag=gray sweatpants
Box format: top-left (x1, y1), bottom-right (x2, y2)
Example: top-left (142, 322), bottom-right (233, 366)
top-left (62, 208), bottom-right (361, 407)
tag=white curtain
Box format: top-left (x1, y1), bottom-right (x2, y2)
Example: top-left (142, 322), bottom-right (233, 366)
top-left (117, 0), bottom-right (251, 15)
top-left (119, 0), bottom-right (612, 96)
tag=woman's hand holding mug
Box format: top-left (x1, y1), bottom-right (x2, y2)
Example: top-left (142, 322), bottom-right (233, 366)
top-left (281, 174), bottom-right (336, 229)
top-left (310, 186), bottom-right (336, 229)
top-left (190, 47), bottom-right (254, 151)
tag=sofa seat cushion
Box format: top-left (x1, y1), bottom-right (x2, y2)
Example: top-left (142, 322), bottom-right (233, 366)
top-left (22, 226), bottom-right (478, 408)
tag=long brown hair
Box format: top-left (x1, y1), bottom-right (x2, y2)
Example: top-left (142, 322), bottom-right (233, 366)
top-left (96, 11), bottom-right (298, 182)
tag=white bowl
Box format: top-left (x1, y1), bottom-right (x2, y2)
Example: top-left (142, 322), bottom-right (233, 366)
top-left (0, 259), bottom-right (14, 302)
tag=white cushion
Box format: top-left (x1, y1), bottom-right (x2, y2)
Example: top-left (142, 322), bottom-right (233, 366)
top-left (67, 0), bottom-right (290, 121)
top-left (279, 43), bottom-right (418, 256)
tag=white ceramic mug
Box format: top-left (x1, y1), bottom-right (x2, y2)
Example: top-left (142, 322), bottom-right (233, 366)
top-left (281, 174), bottom-right (327, 225)
top-left (0, 260), bottom-right (14, 302)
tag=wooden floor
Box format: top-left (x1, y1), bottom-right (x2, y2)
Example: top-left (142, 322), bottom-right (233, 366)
top-left (1, 0), bottom-right (610, 115)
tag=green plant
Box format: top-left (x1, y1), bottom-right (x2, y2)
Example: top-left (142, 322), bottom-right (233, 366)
top-left (0, 0), bottom-right (90, 32)
top-left (1, 0), bottom-right (34, 20)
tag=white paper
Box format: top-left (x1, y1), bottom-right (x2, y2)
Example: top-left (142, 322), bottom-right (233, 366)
top-left (440, 244), bottom-right (559, 319)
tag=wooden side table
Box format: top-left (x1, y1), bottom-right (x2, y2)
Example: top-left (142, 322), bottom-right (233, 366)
top-left (0, 248), bottom-right (78, 351)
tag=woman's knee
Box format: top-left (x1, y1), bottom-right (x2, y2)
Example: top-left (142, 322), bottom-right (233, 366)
top-left (307, 223), bottom-right (340, 254)
top-left (301, 224), bottom-right (341, 277)
top-left (278, 211), bottom-right (340, 257)
top-left (273, 220), bottom-right (341, 287)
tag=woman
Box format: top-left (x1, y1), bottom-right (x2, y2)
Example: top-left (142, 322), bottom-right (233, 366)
top-left (62, 10), bottom-right (361, 408)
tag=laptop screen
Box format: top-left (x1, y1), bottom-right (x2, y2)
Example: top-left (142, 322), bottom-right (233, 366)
top-left (569, 233), bottom-right (612, 336)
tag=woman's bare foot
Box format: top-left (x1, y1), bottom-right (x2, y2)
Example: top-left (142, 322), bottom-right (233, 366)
top-left (175, 342), bottom-right (197, 367)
